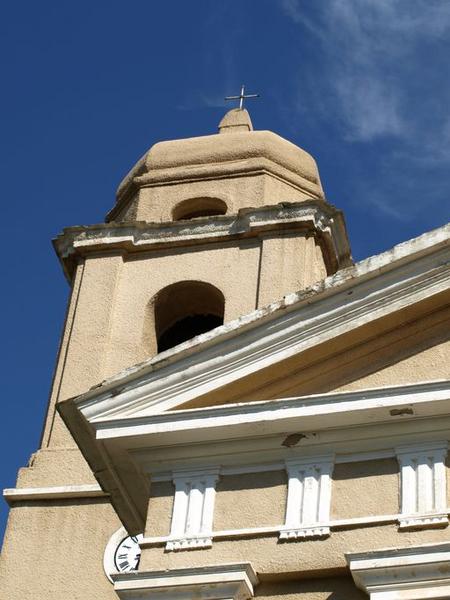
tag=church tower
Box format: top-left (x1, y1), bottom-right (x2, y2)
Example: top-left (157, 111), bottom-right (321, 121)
top-left (2, 107), bottom-right (450, 600)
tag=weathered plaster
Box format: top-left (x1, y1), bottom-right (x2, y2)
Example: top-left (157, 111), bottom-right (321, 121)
top-left (214, 471), bottom-right (287, 531)
top-left (0, 499), bottom-right (120, 600)
top-left (331, 459), bottom-right (399, 520)
top-left (146, 481), bottom-right (173, 538)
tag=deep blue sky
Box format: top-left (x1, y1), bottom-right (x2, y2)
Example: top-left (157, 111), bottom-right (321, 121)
top-left (1, 0), bottom-right (449, 540)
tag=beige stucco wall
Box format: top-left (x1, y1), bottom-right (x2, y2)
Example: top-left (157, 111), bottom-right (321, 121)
top-left (336, 335), bottom-right (450, 393)
top-left (0, 499), bottom-right (120, 600)
top-left (258, 235), bottom-right (327, 307)
top-left (145, 481), bottom-right (173, 537)
top-left (15, 447), bottom-right (98, 488)
top-left (140, 522), bottom-right (450, 575)
top-left (331, 459), bottom-right (399, 519)
top-left (214, 471), bottom-right (287, 530)
top-left (129, 173), bottom-right (314, 223)
top-left (202, 303), bottom-right (450, 406)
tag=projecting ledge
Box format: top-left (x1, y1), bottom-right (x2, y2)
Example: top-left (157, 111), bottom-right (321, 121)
top-left (346, 542), bottom-right (450, 600)
top-left (112, 563), bottom-right (259, 600)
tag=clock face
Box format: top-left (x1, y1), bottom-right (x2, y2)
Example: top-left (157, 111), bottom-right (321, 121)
top-left (113, 533), bottom-right (143, 573)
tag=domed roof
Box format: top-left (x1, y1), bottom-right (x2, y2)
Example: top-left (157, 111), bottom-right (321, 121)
top-left (110, 109), bottom-right (324, 222)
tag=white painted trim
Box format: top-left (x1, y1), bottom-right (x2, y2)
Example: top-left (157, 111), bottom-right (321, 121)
top-left (150, 449), bottom-right (396, 481)
top-left (94, 380), bottom-right (450, 442)
top-left (280, 454), bottom-right (334, 539)
top-left (167, 467), bottom-right (220, 551)
top-left (347, 542), bottom-right (450, 600)
top-left (140, 508), bottom-right (450, 547)
top-left (3, 484), bottom-right (107, 503)
top-left (396, 442), bottom-right (448, 530)
top-left (112, 562), bottom-right (259, 600)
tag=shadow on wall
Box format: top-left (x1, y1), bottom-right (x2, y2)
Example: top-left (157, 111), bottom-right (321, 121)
top-left (255, 578), bottom-right (366, 600)
top-left (172, 197), bottom-right (227, 221)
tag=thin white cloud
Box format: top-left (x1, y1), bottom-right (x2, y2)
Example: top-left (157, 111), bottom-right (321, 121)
top-left (281, 0), bottom-right (450, 146)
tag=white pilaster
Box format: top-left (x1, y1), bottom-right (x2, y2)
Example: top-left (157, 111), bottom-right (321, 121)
top-left (279, 454), bottom-right (334, 539)
top-left (396, 442), bottom-right (448, 529)
top-left (167, 467), bottom-right (220, 550)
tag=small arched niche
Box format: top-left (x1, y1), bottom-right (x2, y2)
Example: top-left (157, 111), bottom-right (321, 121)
top-left (172, 197), bottom-right (227, 221)
top-left (154, 281), bottom-right (225, 353)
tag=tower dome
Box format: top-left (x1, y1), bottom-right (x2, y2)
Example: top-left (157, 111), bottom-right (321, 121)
top-left (107, 108), bottom-right (324, 223)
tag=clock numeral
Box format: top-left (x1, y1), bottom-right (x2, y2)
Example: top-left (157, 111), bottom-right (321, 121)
top-left (119, 561), bottom-right (130, 570)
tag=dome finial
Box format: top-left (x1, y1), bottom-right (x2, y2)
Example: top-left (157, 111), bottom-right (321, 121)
top-left (218, 108), bottom-right (253, 133)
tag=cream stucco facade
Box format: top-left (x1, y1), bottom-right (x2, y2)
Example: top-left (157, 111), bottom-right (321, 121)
top-left (1, 108), bottom-right (450, 600)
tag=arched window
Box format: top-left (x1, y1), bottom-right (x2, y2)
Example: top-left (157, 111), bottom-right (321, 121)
top-left (172, 197), bottom-right (227, 221)
top-left (154, 281), bottom-right (225, 353)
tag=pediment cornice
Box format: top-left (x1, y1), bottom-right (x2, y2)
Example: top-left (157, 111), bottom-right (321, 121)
top-left (66, 224), bottom-right (449, 424)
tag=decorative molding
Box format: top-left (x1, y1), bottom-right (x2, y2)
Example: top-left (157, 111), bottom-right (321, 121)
top-left (141, 507), bottom-right (450, 547)
top-left (396, 442), bottom-right (448, 530)
top-left (167, 467), bottom-right (220, 551)
top-left (150, 449), bottom-right (396, 481)
top-left (280, 455), bottom-right (334, 539)
top-left (347, 542), bottom-right (450, 600)
top-left (112, 562), bottom-right (258, 600)
top-left (3, 483), bottom-right (107, 504)
top-left (66, 378), bottom-right (450, 534)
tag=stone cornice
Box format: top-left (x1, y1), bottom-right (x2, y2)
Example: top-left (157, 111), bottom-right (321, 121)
top-left (112, 563), bottom-right (258, 600)
top-left (347, 542), bottom-right (450, 599)
top-left (54, 200), bottom-right (351, 281)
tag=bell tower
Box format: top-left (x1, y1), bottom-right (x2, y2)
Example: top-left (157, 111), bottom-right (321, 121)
top-left (56, 107), bottom-right (351, 373)
top-left (1, 108), bottom-right (351, 600)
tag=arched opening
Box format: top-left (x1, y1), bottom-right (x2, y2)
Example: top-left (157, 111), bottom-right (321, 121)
top-left (172, 197), bottom-right (227, 221)
top-left (154, 281), bottom-right (225, 353)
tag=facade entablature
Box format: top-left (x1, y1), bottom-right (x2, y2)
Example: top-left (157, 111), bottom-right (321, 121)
top-left (59, 378), bottom-right (450, 536)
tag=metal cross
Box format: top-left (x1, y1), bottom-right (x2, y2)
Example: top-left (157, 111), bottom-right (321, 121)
top-left (225, 85), bottom-right (260, 110)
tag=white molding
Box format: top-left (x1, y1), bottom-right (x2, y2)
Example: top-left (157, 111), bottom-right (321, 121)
top-left (96, 380), bottom-right (450, 443)
top-left (3, 484), bottom-right (107, 503)
top-left (280, 455), bottom-right (334, 539)
top-left (141, 508), bottom-right (450, 547)
top-left (112, 562), bottom-right (258, 600)
top-left (150, 449), bottom-right (396, 481)
top-left (347, 542), bottom-right (450, 600)
top-left (167, 467), bottom-right (220, 551)
top-left (396, 442), bottom-right (448, 530)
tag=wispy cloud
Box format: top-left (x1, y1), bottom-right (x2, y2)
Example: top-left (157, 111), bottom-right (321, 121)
top-left (281, 0), bottom-right (450, 223)
top-left (282, 0), bottom-right (450, 148)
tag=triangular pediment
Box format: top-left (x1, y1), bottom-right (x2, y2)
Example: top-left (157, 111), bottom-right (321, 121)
top-left (61, 223), bottom-right (449, 425)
